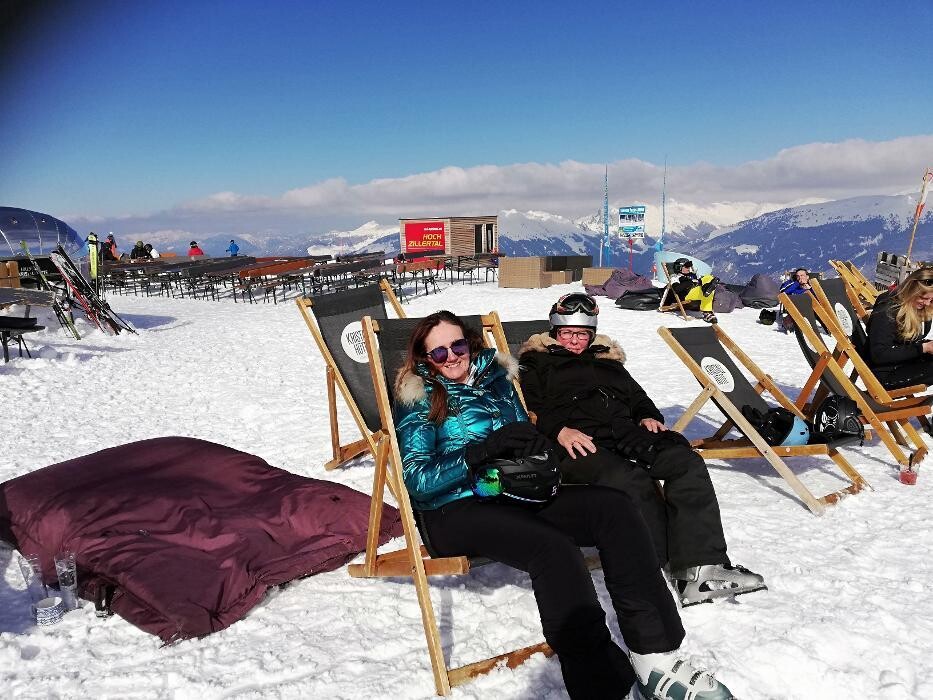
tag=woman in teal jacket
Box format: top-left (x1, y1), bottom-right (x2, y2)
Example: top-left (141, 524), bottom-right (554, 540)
top-left (393, 310), bottom-right (734, 700)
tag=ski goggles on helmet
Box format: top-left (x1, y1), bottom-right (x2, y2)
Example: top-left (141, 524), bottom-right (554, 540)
top-left (550, 293), bottom-right (599, 331)
top-left (426, 338), bottom-right (470, 364)
top-left (555, 293), bottom-right (599, 316)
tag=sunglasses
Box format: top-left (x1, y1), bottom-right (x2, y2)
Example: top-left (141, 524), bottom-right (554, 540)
top-left (555, 294), bottom-right (599, 316)
top-left (426, 338), bottom-right (470, 364)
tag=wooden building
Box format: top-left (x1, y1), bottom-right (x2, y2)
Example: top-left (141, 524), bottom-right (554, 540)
top-left (399, 216), bottom-right (498, 258)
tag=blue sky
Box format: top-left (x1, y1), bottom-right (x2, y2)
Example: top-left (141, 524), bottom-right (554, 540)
top-left (2, 0), bottom-right (931, 227)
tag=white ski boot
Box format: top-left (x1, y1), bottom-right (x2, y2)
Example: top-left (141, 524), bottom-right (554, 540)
top-left (630, 652), bottom-right (735, 700)
top-left (671, 563), bottom-right (766, 606)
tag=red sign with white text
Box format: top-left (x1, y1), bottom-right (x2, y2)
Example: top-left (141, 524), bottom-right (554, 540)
top-left (405, 221), bottom-right (446, 252)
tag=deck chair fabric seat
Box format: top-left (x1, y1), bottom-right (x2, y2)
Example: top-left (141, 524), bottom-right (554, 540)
top-left (781, 289), bottom-right (930, 469)
top-left (498, 319), bottom-right (550, 356)
top-left (0, 437), bottom-right (403, 642)
top-left (296, 281), bottom-right (404, 470)
top-left (660, 325), bottom-right (869, 515)
top-left (813, 278), bottom-right (870, 354)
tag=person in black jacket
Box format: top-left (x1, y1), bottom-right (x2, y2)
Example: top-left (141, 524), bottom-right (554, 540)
top-left (518, 292), bottom-right (765, 606)
top-left (866, 267), bottom-right (933, 390)
top-left (129, 240), bottom-right (150, 260)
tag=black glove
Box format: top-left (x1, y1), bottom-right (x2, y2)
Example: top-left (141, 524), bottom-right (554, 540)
top-left (615, 426), bottom-right (692, 466)
top-left (701, 277), bottom-right (720, 296)
top-left (521, 432), bottom-right (553, 458)
top-left (465, 422), bottom-right (542, 467)
top-left (615, 428), bottom-right (658, 465)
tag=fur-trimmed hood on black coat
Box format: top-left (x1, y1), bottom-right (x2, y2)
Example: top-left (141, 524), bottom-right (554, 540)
top-left (517, 332), bottom-right (664, 441)
top-left (517, 332), bottom-right (626, 364)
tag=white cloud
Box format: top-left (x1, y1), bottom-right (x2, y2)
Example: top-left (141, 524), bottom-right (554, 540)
top-left (72, 135), bottom-right (933, 237)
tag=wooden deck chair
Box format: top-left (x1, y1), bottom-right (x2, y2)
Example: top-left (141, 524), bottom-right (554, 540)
top-left (295, 281), bottom-right (405, 471)
top-left (827, 260), bottom-right (876, 318)
top-left (349, 314), bottom-right (552, 696)
top-left (807, 278), bottom-right (931, 439)
top-left (657, 262), bottom-right (692, 321)
top-left (780, 290), bottom-right (930, 469)
top-left (658, 324), bottom-right (869, 515)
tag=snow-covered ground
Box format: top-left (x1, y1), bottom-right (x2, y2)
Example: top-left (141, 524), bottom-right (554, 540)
top-left (1, 279), bottom-right (931, 700)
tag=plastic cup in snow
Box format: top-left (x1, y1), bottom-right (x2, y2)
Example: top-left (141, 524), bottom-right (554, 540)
top-left (899, 467), bottom-right (918, 485)
top-left (54, 550), bottom-right (78, 611)
top-left (18, 554), bottom-right (48, 606)
top-left (34, 596), bottom-right (65, 626)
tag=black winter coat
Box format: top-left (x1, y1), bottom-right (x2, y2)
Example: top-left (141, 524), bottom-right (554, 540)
top-left (517, 332), bottom-right (664, 443)
top-left (866, 291), bottom-right (931, 368)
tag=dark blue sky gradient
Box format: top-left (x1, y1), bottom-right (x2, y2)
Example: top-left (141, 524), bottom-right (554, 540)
top-left (1, 0), bottom-right (931, 216)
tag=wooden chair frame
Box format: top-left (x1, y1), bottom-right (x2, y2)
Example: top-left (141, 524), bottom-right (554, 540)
top-left (295, 279), bottom-right (405, 470)
top-left (782, 284), bottom-right (930, 469)
top-left (827, 260), bottom-right (876, 318)
top-left (657, 262), bottom-right (692, 321)
top-left (659, 324), bottom-right (869, 515)
top-left (349, 314), bottom-right (553, 696)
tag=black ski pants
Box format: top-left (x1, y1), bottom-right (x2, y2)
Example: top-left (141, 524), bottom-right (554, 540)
top-left (559, 445), bottom-right (729, 572)
top-left (420, 485), bottom-right (685, 700)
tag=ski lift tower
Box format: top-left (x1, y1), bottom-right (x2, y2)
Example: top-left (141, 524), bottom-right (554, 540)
top-left (599, 166), bottom-right (610, 267)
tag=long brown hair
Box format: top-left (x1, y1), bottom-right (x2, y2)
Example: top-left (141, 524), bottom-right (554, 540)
top-left (395, 310), bottom-right (485, 424)
top-left (893, 267), bottom-right (933, 340)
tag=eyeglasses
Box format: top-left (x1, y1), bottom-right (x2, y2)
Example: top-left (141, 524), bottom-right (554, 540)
top-left (555, 293), bottom-right (599, 316)
top-left (426, 338), bottom-right (470, 364)
top-left (556, 328), bottom-right (594, 342)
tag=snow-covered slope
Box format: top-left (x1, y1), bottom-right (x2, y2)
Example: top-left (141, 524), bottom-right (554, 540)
top-left (2, 280), bottom-right (932, 699)
top-left (692, 194), bottom-right (931, 281)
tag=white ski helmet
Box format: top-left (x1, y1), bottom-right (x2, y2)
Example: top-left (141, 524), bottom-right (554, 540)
top-left (549, 293), bottom-right (599, 333)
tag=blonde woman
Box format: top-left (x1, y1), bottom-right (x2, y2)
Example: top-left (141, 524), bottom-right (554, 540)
top-left (866, 267), bottom-right (933, 389)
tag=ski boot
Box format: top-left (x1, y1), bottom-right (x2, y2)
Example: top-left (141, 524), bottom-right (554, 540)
top-left (630, 652), bottom-right (735, 700)
top-left (671, 563), bottom-right (766, 606)
top-left (702, 312), bottom-right (718, 324)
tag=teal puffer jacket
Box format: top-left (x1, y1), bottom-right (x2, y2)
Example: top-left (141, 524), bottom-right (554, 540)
top-left (394, 348), bottom-right (529, 510)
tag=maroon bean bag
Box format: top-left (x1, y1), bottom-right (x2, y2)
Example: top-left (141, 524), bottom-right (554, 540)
top-left (0, 437), bottom-right (402, 642)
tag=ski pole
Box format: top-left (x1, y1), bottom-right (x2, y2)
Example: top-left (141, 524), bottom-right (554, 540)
top-left (905, 167), bottom-right (932, 262)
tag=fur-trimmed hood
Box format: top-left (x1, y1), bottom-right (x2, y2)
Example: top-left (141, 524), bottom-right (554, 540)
top-left (517, 332), bottom-right (626, 364)
top-left (395, 348), bottom-right (519, 407)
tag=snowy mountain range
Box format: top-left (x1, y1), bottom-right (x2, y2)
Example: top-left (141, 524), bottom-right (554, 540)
top-left (112, 194), bottom-right (930, 283)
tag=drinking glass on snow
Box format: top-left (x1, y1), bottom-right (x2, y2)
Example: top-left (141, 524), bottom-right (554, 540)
top-left (18, 554), bottom-right (48, 606)
top-left (54, 550), bottom-right (78, 611)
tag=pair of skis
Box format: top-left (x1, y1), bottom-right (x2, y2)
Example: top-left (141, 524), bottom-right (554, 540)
top-left (20, 242), bottom-right (136, 336)
top-left (19, 241), bottom-right (81, 339)
top-left (49, 245), bottom-right (136, 335)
